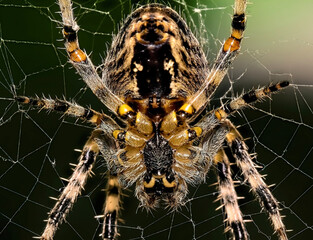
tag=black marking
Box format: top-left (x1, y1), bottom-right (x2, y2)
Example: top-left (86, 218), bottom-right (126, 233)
top-left (256, 185), bottom-right (278, 214)
top-left (231, 138), bottom-right (248, 162)
top-left (188, 149), bottom-right (197, 160)
top-left (116, 51), bottom-right (126, 69)
top-left (16, 96), bottom-right (27, 103)
top-left (82, 150), bottom-right (95, 170)
top-left (268, 85), bottom-right (278, 92)
top-left (118, 151), bottom-right (127, 161)
top-left (224, 194), bottom-right (236, 204)
top-left (132, 42), bottom-right (174, 98)
top-left (63, 25), bottom-right (77, 42)
top-left (117, 131), bottom-right (126, 141)
top-left (108, 185), bottom-right (119, 196)
top-left (144, 173), bottom-right (152, 185)
top-left (31, 99), bottom-right (39, 106)
top-left (144, 177), bottom-right (174, 196)
top-left (54, 100), bottom-right (69, 112)
top-left (279, 81), bottom-right (289, 88)
top-left (166, 171), bottom-right (175, 183)
top-left (143, 132), bottom-right (173, 176)
top-left (242, 90), bottom-right (258, 104)
top-left (104, 211), bottom-right (117, 239)
top-left (187, 129), bottom-right (198, 141)
top-left (71, 179), bottom-right (81, 188)
top-left (177, 108), bottom-right (193, 123)
top-left (224, 103), bottom-right (234, 114)
top-left (231, 221), bottom-right (247, 240)
top-left (217, 162), bottom-right (228, 182)
top-left (232, 14), bottom-right (246, 31)
top-left (49, 197), bottom-right (71, 226)
top-left (83, 108), bottom-right (94, 120)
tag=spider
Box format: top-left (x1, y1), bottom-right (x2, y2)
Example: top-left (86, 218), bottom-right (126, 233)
top-left (16, 0), bottom-right (289, 239)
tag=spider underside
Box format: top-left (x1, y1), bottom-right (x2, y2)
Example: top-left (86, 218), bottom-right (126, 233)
top-left (17, 0), bottom-right (289, 239)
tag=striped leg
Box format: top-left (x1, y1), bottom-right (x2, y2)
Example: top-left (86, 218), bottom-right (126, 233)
top-left (225, 122), bottom-right (288, 240)
top-left (58, 0), bottom-right (124, 112)
top-left (101, 175), bottom-right (121, 240)
top-left (195, 81), bottom-right (289, 135)
top-left (16, 96), bottom-right (105, 125)
top-left (187, 0), bottom-right (247, 115)
top-left (39, 130), bottom-right (101, 240)
top-left (214, 149), bottom-right (249, 240)
top-left (214, 81), bottom-right (289, 120)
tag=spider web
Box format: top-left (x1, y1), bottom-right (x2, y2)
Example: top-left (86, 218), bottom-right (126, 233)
top-left (0, 0), bottom-right (312, 239)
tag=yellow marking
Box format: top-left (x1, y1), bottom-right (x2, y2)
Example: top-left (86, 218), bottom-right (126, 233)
top-left (21, 97), bottom-right (30, 104)
top-left (226, 129), bottom-right (238, 143)
top-left (70, 49), bottom-right (87, 62)
top-left (162, 177), bottom-right (176, 188)
top-left (89, 113), bottom-right (103, 125)
top-left (215, 109), bottom-right (227, 120)
top-left (113, 130), bottom-right (123, 139)
top-left (133, 62), bottom-right (143, 72)
top-left (255, 89), bottom-right (266, 99)
top-left (85, 138), bottom-right (100, 153)
top-left (192, 127), bottom-right (202, 137)
top-left (108, 177), bottom-right (118, 188)
top-left (66, 41), bottom-right (78, 52)
top-left (213, 149), bottom-right (224, 165)
top-left (105, 177), bottom-right (120, 212)
top-left (144, 177), bottom-right (155, 188)
top-left (164, 59), bottom-right (175, 76)
top-left (118, 104), bottom-right (134, 117)
top-left (231, 29), bottom-right (243, 40)
top-left (179, 103), bottom-right (194, 115)
top-left (223, 37), bottom-right (240, 52)
top-left (106, 194), bottom-right (120, 212)
top-left (153, 174), bottom-right (165, 179)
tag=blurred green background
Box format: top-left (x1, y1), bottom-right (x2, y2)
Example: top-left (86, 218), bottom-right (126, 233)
top-left (0, 0), bottom-right (312, 239)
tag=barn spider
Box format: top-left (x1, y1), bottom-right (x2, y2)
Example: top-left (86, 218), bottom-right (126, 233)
top-left (17, 0), bottom-right (289, 239)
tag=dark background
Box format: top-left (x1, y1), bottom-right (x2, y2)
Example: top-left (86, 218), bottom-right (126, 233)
top-left (0, 0), bottom-right (312, 239)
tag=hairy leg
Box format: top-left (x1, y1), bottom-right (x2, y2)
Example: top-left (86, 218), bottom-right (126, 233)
top-left (99, 175), bottom-right (122, 240)
top-left (214, 149), bottom-right (249, 240)
top-left (16, 96), bottom-right (106, 125)
top-left (186, 0), bottom-right (247, 117)
top-left (225, 121), bottom-right (288, 240)
top-left (58, 0), bottom-right (124, 112)
top-left (39, 130), bottom-right (101, 240)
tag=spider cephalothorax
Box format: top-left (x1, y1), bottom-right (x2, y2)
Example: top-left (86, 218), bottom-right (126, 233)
top-left (17, 1), bottom-right (289, 240)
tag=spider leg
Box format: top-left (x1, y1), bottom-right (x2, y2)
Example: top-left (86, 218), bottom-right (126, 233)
top-left (184, 0), bottom-right (247, 118)
top-left (214, 149), bottom-right (249, 240)
top-left (225, 121), bottom-right (288, 240)
top-left (214, 81), bottom-right (289, 120)
top-left (100, 175), bottom-right (121, 240)
top-left (171, 81), bottom-right (289, 148)
top-left (58, 0), bottom-right (124, 113)
top-left (39, 129), bottom-right (103, 240)
top-left (16, 96), bottom-right (110, 126)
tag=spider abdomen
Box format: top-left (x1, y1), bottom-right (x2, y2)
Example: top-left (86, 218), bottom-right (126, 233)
top-left (103, 4), bottom-right (208, 102)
